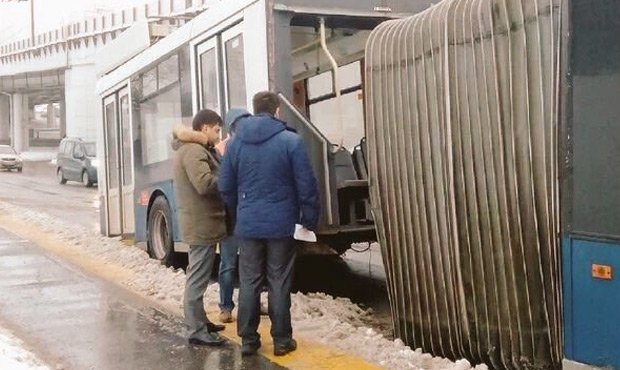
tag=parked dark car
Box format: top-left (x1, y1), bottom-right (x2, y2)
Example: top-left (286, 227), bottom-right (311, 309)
top-left (0, 145), bottom-right (23, 172)
top-left (57, 138), bottom-right (98, 187)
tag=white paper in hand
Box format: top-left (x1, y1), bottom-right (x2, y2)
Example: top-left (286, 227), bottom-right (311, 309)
top-left (294, 224), bottom-right (317, 242)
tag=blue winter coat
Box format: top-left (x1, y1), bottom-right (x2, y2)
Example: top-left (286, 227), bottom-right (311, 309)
top-left (218, 113), bottom-right (320, 239)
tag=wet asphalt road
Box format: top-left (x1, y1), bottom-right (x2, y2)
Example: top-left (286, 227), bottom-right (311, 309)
top-left (0, 160), bottom-right (100, 232)
top-left (0, 227), bottom-right (285, 370)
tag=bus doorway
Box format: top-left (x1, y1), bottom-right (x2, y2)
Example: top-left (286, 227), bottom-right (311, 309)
top-left (270, 14), bottom-right (389, 253)
top-left (102, 86), bottom-right (135, 237)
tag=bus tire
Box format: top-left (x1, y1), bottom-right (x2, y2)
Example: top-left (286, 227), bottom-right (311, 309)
top-left (147, 196), bottom-right (176, 266)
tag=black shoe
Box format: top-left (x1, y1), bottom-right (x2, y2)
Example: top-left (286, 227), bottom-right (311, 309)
top-left (274, 339), bottom-right (297, 356)
top-left (206, 322), bottom-right (225, 333)
top-left (241, 341), bottom-right (261, 356)
top-left (188, 331), bottom-right (226, 346)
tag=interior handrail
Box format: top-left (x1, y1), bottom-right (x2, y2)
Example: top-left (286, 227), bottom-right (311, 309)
top-left (278, 92), bottom-right (334, 225)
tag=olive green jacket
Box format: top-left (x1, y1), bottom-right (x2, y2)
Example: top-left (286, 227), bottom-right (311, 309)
top-left (172, 140), bottom-right (227, 246)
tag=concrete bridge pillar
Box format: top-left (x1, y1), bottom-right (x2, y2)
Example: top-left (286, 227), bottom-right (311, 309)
top-left (46, 103), bottom-right (55, 128)
top-left (59, 99), bottom-right (66, 139)
top-left (0, 95), bottom-right (10, 145)
top-left (12, 94), bottom-right (29, 153)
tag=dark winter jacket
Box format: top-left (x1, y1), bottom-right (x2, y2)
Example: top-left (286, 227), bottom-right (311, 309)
top-left (218, 113), bottom-right (320, 239)
top-left (172, 139), bottom-right (227, 245)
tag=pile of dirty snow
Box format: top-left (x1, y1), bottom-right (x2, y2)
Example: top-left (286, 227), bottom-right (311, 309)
top-left (0, 200), bottom-right (487, 370)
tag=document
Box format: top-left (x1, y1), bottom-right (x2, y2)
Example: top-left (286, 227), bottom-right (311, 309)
top-left (294, 224), bottom-right (317, 242)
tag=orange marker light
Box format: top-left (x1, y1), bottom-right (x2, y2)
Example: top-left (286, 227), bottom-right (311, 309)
top-left (592, 264), bottom-right (613, 280)
top-left (139, 191), bottom-right (150, 206)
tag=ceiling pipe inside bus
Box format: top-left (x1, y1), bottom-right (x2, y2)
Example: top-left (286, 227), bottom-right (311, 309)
top-left (319, 17), bottom-right (344, 151)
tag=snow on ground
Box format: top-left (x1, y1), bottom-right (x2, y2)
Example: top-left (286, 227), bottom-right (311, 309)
top-left (0, 325), bottom-right (50, 370)
top-left (0, 200), bottom-right (487, 370)
top-left (18, 150), bottom-right (57, 162)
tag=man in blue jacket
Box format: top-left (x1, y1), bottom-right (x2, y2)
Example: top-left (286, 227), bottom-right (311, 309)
top-left (219, 91), bottom-right (320, 356)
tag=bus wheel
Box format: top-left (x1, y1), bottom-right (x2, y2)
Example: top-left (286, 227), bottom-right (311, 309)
top-left (147, 196), bottom-right (176, 266)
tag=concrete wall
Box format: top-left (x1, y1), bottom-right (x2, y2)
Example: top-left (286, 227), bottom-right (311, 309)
top-left (64, 63), bottom-right (98, 141)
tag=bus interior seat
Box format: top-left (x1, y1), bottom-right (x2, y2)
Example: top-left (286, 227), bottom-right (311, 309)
top-left (333, 148), bottom-right (359, 187)
top-left (333, 144), bottom-right (372, 226)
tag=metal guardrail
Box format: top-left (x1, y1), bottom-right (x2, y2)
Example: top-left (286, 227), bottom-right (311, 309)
top-left (278, 92), bottom-right (334, 225)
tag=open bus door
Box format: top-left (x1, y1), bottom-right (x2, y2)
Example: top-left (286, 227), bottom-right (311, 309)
top-left (103, 86), bottom-right (135, 237)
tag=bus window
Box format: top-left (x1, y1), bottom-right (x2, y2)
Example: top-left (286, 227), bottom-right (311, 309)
top-left (138, 54), bottom-right (182, 166)
top-left (307, 61), bottom-right (364, 151)
top-left (158, 54), bottom-right (179, 91)
top-left (199, 47), bottom-right (219, 112)
top-left (307, 71), bottom-right (332, 100)
top-left (140, 87), bottom-right (181, 165)
top-left (142, 68), bottom-right (157, 97)
top-left (224, 34), bottom-right (246, 108)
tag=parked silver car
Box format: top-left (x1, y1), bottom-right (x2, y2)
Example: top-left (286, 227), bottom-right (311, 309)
top-left (0, 145), bottom-right (23, 172)
top-left (56, 138), bottom-right (98, 187)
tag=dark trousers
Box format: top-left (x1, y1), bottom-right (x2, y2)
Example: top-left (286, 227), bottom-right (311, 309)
top-left (237, 237), bottom-right (296, 345)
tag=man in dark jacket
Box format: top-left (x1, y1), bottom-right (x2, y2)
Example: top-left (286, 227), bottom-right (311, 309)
top-left (173, 109), bottom-right (227, 346)
top-left (219, 91), bottom-right (320, 356)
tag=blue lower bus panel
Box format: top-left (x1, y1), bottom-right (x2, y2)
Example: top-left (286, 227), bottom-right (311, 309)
top-left (563, 237), bottom-right (620, 368)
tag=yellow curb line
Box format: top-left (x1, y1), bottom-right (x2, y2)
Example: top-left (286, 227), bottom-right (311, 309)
top-left (0, 214), bottom-right (382, 370)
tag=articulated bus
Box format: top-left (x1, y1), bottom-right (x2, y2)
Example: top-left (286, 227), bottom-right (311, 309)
top-left (96, 0), bottom-right (620, 368)
top-left (94, 0), bottom-right (431, 265)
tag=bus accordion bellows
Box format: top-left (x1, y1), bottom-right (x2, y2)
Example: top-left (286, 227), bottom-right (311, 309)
top-left (366, 0), bottom-right (620, 369)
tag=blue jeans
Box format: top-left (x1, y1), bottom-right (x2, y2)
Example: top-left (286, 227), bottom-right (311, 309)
top-left (218, 236), bottom-right (238, 312)
top-left (237, 237), bottom-right (296, 346)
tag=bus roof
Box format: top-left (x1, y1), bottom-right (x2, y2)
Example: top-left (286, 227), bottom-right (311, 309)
top-left (96, 0), bottom-right (259, 96)
top-left (95, 0), bottom-right (431, 96)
